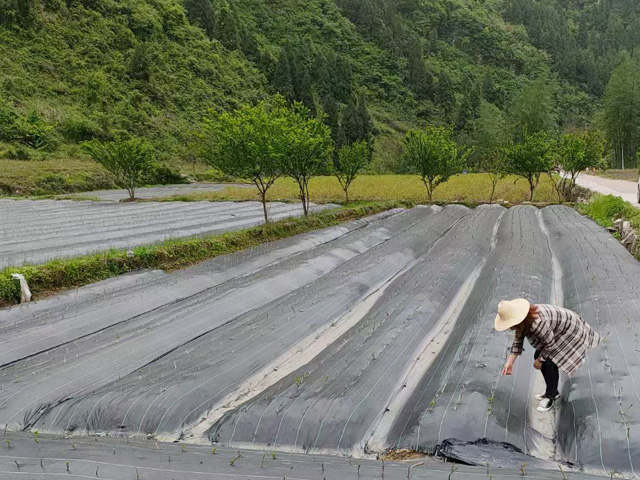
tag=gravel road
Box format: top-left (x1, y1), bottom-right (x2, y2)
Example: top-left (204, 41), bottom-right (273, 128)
top-left (575, 174), bottom-right (638, 206)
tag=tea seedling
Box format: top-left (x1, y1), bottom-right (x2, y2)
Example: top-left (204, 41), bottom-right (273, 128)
top-left (520, 462), bottom-right (526, 476)
top-left (558, 464), bottom-right (567, 480)
top-left (211, 447), bottom-right (217, 455)
top-left (448, 465), bottom-right (458, 480)
top-left (230, 451), bottom-right (243, 466)
top-left (407, 461), bottom-right (424, 479)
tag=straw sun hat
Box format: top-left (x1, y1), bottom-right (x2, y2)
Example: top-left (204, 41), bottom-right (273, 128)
top-left (494, 299), bottom-right (531, 331)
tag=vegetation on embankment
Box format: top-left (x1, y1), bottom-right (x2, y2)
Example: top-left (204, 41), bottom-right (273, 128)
top-left (0, 202), bottom-right (404, 307)
top-left (156, 174), bottom-right (560, 205)
top-left (0, 156), bottom-right (233, 196)
top-left (579, 194), bottom-right (640, 230)
top-left (579, 194), bottom-right (640, 259)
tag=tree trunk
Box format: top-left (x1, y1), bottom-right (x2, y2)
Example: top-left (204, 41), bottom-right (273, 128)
top-left (298, 181), bottom-right (309, 216)
top-left (528, 178), bottom-right (535, 202)
top-left (345, 187), bottom-right (349, 204)
top-left (260, 190), bottom-right (269, 224)
top-left (304, 181), bottom-right (310, 215)
top-left (488, 173), bottom-right (498, 204)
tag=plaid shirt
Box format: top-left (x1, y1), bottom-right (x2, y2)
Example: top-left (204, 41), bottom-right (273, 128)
top-left (510, 304), bottom-right (600, 376)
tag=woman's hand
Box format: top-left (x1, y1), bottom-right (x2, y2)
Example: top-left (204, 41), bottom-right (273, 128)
top-left (501, 363), bottom-right (514, 376)
top-left (501, 353), bottom-right (517, 376)
top-left (533, 359), bottom-right (543, 370)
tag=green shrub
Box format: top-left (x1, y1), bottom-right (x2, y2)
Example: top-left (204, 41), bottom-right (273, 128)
top-left (3, 146), bottom-right (31, 160)
top-left (0, 104), bottom-right (20, 141)
top-left (580, 194), bottom-right (640, 229)
top-left (143, 162), bottom-right (186, 185)
top-left (60, 114), bottom-right (101, 143)
top-left (20, 112), bottom-right (57, 151)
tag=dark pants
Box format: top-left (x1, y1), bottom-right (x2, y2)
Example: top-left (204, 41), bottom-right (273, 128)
top-left (534, 349), bottom-right (559, 397)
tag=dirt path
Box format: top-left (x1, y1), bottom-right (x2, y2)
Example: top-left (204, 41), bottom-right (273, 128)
top-left (575, 174), bottom-right (638, 206)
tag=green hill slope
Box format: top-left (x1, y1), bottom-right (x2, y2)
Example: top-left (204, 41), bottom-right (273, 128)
top-left (0, 0), bottom-right (638, 193)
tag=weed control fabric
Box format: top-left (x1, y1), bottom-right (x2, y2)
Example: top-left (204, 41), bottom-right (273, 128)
top-left (0, 199), bottom-right (334, 268)
top-left (0, 205), bottom-right (637, 478)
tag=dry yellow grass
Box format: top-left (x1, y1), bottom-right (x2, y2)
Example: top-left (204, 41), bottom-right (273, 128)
top-left (165, 174), bottom-right (559, 205)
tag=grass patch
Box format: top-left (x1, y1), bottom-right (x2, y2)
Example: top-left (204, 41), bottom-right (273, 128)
top-left (0, 202), bottom-right (404, 307)
top-left (578, 194), bottom-right (640, 229)
top-left (0, 155), bottom-right (243, 197)
top-left (0, 157), bottom-right (116, 196)
top-left (578, 194), bottom-right (640, 261)
top-left (154, 174), bottom-right (559, 205)
top-left (595, 169), bottom-right (639, 182)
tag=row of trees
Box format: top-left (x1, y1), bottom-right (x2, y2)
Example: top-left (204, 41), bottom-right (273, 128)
top-left (407, 126), bottom-right (606, 204)
top-left (84, 99), bottom-right (605, 220)
top-left (83, 97), bottom-right (370, 223)
top-left (203, 97), bottom-right (371, 222)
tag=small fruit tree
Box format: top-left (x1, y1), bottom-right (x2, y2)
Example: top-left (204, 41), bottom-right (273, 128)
top-left (82, 137), bottom-right (155, 201)
top-left (202, 99), bottom-right (289, 223)
top-left (402, 125), bottom-right (469, 202)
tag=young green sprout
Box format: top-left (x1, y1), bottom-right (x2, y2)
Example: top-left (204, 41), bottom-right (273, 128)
top-left (271, 451), bottom-right (277, 460)
top-left (211, 447), bottom-right (216, 455)
top-left (181, 444), bottom-right (186, 452)
top-left (230, 451), bottom-right (242, 466)
top-left (66, 461), bottom-right (70, 473)
top-left (520, 462), bottom-right (526, 476)
top-left (5, 439), bottom-right (10, 449)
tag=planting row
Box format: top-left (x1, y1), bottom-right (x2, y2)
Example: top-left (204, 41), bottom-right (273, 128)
top-left (0, 199), bottom-right (333, 268)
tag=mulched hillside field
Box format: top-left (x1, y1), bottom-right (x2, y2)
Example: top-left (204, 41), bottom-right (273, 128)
top-left (0, 205), bottom-right (636, 476)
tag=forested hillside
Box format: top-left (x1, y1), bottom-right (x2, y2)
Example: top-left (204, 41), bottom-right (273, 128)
top-left (1, 0), bottom-right (639, 174)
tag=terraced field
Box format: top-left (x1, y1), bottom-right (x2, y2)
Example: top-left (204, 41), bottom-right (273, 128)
top-left (0, 199), bottom-right (332, 268)
top-left (0, 205), bottom-right (636, 478)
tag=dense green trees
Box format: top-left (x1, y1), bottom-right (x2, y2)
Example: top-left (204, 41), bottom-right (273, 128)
top-left (603, 55), bottom-right (640, 169)
top-left (2, 0), bottom-right (640, 175)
